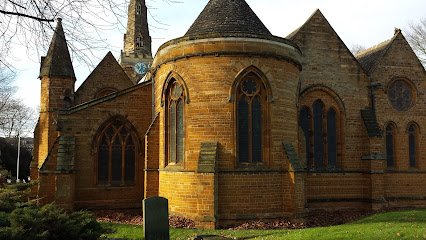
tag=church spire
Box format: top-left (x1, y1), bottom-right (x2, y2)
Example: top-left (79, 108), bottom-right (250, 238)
top-left (124, 0), bottom-right (152, 56)
top-left (119, 0), bottom-right (153, 82)
top-left (39, 18), bottom-right (75, 79)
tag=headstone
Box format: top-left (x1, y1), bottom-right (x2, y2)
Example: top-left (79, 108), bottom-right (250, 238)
top-left (143, 196), bottom-right (169, 240)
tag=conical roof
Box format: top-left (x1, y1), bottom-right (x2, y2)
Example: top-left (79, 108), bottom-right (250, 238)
top-left (185, 0), bottom-right (271, 36)
top-left (39, 18), bottom-right (75, 79)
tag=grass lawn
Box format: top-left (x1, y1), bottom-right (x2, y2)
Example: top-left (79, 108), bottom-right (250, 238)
top-left (101, 209), bottom-right (426, 240)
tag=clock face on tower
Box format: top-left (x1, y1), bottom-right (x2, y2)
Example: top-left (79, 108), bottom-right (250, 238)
top-left (133, 61), bottom-right (147, 75)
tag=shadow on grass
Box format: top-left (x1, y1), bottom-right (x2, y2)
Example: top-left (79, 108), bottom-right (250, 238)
top-left (350, 209), bottom-right (425, 224)
top-left (196, 232), bottom-right (276, 240)
top-left (236, 232), bottom-right (277, 240)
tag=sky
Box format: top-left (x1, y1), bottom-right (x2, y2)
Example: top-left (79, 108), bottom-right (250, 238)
top-left (11, 0), bottom-right (426, 111)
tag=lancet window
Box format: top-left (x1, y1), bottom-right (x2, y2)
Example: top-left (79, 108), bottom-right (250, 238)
top-left (166, 80), bottom-right (185, 164)
top-left (236, 73), bottom-right (268, 165)
top-left (385, 123), bottom-right (396, 168)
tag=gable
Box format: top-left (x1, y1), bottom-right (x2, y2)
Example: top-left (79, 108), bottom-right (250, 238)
top-left (289, 9), bottom-right (362, 71)
top-left (289, 9), bottom-right (369, 102)
top-left (372, 32), bottom-right (425, 75)
top-left (74, 52), bottom-right (134, 105)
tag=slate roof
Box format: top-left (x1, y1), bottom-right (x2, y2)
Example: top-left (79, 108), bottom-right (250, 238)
top-left (185, 0), bottom-right (271, 36)
top-left (355, 39), bottom-right (393, 74)
top-left (355, 30), bottom-right (400, 74)
top-left (39, 18), bottom-right (75, 79)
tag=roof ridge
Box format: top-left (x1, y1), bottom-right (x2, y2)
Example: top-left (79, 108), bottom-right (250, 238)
top-left (354, 39), bottom-right (392, 58)
top-left (355, 30), bottom-right (400, 74)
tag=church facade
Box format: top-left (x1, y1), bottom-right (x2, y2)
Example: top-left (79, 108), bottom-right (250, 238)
top-left (31, 0), bottom-right (425, 229)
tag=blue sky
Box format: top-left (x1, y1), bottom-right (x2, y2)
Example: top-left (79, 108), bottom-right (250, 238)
top-left (11, 0), bottom-right (426, 110)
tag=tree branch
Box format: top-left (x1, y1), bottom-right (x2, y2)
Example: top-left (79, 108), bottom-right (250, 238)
top-left (7, 0), bottom-right (26, 10)
top-left (0, 9), bottom-right (54, 22)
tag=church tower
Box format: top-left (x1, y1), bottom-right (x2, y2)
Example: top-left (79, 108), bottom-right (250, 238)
top-left (119, 0), bottom-right (153, 83)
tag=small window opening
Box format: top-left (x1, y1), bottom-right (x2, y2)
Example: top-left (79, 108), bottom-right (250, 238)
top-left (136, 37), bottom-right (141, 48)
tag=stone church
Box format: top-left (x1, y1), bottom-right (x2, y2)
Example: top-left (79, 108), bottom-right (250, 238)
top-left (31, 0), bottom-right (425, 229)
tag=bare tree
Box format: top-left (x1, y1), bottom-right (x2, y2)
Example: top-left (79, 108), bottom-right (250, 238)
top-left (0, 98), bottom-right (37, 138)
top-left (350, 44), bottom-right (367, 55)
top-left (0, 0), bottom-right (179, 70)
top-left (0, 65), bottom-right (17, 116)
top-left (405, 18), bottom-right (426, 66)
top-left (0, 65), bottom-right (36, 138)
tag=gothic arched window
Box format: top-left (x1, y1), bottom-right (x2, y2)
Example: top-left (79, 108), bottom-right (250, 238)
top-left (96, 119), bottom-right (136, 185)
top-left (237, 73), bottom-right (267, 165)
top-left (408, 124), bottom-right (418, 168)
top-left (299, 89), bottom-right (343, 170)
top-left (385, 123), bottom-right (396, 168)
top-left (166, 80), bottom-right (185, 164)
top-left (327, 108), bottom-right (337, 167)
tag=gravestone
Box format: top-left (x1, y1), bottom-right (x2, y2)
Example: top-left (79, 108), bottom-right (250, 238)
top-left (143, 196), bottom-right (169, 240)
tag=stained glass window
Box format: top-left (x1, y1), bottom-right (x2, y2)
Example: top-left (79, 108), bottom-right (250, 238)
top-left (125, 137), bottom-right (135, 182)
top-left (327, 108), bottom-right (337, 167)
top-left (177, 100), bottom-right (184, 163)
top-left (237, 74), bottom-right (265, 164)
top-left (252, 97), bottom-right (262, 163)
top-left (238, 98), bottom-right (249, 163)
top-left (408, 125), bottom-right (417, 168)
top-left (388, 80), bottom-right (414, 111)
top-left (96, 119), bottom-right (136, 185)
top-left (167, 81), bottom-right (185, 164)
top-left (111, 135), bottom-right (122, 182)
top-left (313, 101), bottom-right (324, 168)
top-left (386, 124), bottom-right (395, 167)
top-left (98, 135), bottom-right (109, 182)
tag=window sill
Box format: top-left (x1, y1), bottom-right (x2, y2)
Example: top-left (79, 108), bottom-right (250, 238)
top-left (236, 163), bottom-right (268, 171)
top-left (162, 163), bottom-right (184, 172)
top-left (96, 182), bottom-right (135, 188)
top-left (307, 167), bottom-right (342, 173)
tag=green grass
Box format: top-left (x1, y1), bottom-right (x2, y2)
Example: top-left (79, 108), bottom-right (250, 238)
top-left (101, 209), bottom-right (426, 240)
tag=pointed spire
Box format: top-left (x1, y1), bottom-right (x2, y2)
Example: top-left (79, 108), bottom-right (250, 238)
top-left (39, 18), bottom-right (75, 79)
top-left (124, 0), bottom-right (152, 57)
top-left (185, 0), bottom-right (271, 36)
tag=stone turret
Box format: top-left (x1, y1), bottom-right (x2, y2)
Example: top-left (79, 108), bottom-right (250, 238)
top-left (119, 0), bottom-right (153, 83)
top-left (39, 18), bottom-right (75, 113)
top-left (31, 18), bottom-right (76, 207)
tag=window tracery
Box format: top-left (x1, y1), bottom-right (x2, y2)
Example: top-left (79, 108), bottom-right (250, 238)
top-left (236, 73), bottom-right (268, 165)
top-left (96, 118), bottom-right (136, 185)
top-left (388, 80), bottom-right (414, 111)
top-left (166, 80), bottom-right (185, 164)
top-left (298, 88), bottom-right (343, 170)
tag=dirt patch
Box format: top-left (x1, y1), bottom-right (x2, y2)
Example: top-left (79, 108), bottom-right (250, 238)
top-left (92, 209), bottom-right (195, 229)
top-left (92, 208), bottom-right (396, 230)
